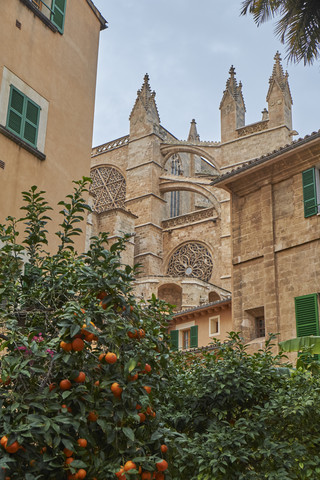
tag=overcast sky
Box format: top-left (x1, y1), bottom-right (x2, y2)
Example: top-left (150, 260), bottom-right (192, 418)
top-left (92, 0), bottom-right (320, 148)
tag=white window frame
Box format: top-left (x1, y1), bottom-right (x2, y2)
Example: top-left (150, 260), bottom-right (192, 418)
top-left (175, 320), bottom-right (195, 350)
top-left (209, 315), bottom-right (220, 337)
top-left (0, 67), bottom-right (48, 153)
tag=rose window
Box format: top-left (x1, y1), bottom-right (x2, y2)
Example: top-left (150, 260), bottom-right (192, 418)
top-left (167, 242), bottom-right (213, 282)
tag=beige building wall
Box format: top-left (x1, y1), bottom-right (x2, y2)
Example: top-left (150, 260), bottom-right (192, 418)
top-left (0, 0), bottom-right (106, 252)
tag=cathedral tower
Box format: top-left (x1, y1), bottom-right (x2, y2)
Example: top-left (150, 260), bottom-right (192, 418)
top-left (266, 52), bottom-right (293, 130)
top-left (220, 66), bottom-right (246, 143)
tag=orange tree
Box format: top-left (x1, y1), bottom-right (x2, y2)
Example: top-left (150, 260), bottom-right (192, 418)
top-left (0, 180), bottom-right (171, 480)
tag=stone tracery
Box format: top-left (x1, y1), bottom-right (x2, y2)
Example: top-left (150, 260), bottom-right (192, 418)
top-left (90, 166), bottom-right (126, 213)
top-left (167, 242), bottom-right (213, 282)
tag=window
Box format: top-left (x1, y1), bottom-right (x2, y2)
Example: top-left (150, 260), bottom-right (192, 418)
top-left (295, 294), bottom-right (319, 337)
top-left (209, 315), bottom-right (220, 336)
top-left (0, 67), bottom-right (49, 157)
top-left (6, 86), bottom-right (40, 148)
top-left (170, 324), bottom-right (198, 350)
top-left (255, 316), bottom-right (265, 338)
top-left (302, 167), bottom-right (320, 218)
top-left (170, 154), bottom-right (182, 218)
top-left (23, 0), bottom-right (67, 34)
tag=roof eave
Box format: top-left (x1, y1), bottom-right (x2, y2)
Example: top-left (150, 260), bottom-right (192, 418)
top-left (86, 0), bottom-right (108, 30)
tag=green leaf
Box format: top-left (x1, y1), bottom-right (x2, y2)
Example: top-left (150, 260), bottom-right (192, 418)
top-left (122, 427), bottom-right (135, 442)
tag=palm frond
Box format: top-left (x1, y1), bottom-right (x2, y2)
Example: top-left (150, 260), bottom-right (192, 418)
top-left (241, 0), bottom-right (282, 25)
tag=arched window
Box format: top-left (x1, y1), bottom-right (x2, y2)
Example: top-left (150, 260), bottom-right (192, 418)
top-left (170, 154), bottom-right (182, 218)
top-left (90, 166), bottom-right (126, 213)
top-left (209, 291), bottom-right (221, 303)
top-left (167, 242), bottom-right (213, 283)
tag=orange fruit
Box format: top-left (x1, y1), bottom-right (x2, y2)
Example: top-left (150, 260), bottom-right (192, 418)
top-left (0, 436), bottom-right (8, 447)
top-left (115, 468), bottom-right (125, 479)
top-left (60, 341), bottom-right (72, 352)
top-left (97, 291), bottom-right (107, 300)
top-left (144, 364), bottom-right (152, 373)
top-left (139, 329), bottom-right (145, 338)
top-left (138, 412), bottom-right (146, 422)
top-left (94, 380), bottom-right (100, 387)
top-left (141, 472), bottom-right (152, 480)
top-left (5, 440), bottom-right (20, 454)
top-left (128, 373), bottom-right (138, 381)
top-left (136, 404), bottom-right (142, 410)
top-left (124, 461), bottom-right (137, 471)
top-left (154, 473), bottom-right (165, 480)
top-left (77, 469), bottom-right (87, 479)
top-left (74, 371), bottom-right (86, 383)
top-left (110, 382), bottom-right (123, 398)
top-left (105, 352), bottom-right (117, 364)
top-left (99, 300), bottom-right (107, 310)
top-left (65, 457), bottom-right (74, 465)
top-left (156, 460), bottom-right (168, 472)
top-left (60, 379), bottom-right (72, 390)
top-left (40, 446), bottom-right (47, 454)
top-left (143, 386), bottom-right (151, 394)
top-left (77, 438), bottom-right (87, 448)
top-left (49, 383), bottom-right (56, 391)
top-left (98, 352), bottom-right (105, 362)
top-left (63, 447), bottom-right (74, 457)
top-left (127, 330), bottom-right (138, 339)
top-left (160, 444), bottom-right (168, 453)
top-left (87, 411), bottom-right (98, 422)
top-left (29, 459), bottom-right (36, 467)
top-left (72, 338), bottom-right (85, 352)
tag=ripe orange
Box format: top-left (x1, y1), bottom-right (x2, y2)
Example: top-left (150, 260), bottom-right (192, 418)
top-left (94, 380), bottom-right (100, 387)
top-left (60, 379), bottom-right (72, 391)
top-left (77, 438), bottom-right (87, 448)
top-left (138, 413), bottom-right (146, 423)
top-left (139, 329), bottom-right (145, 338)
top-left (74, 371), bottom-right (86, 383)
top-left (154, 473), bottom-right (165, 480)
top-left (143, 386), bottom-right (151, 394)
top-left (136, 404), bottom-right (142, 410)
top-left (63, 447), bottom-right (74, 457)
top-left (0, 436), bottom-right (8, 447)
top-left (72, 338), bottom-right (85, 352)
top-left (111, 382), bottom-right (123, 398)
top-left (49, 383), bottom-right (56, 391)
top-left (29, 459), bottom-right (36, 467)
top-left (144, 363), bottom-right (152, 373)
top-left (65, 457), bottom-right (74, 465)
top-left (87, 411), bottom-right (98, 422)
top-left (141, 472), bottom-right (152, 480)
top-left (124, 461), bottom-right (137, 472)
top-left (156, 460), bottom-right (168, 472)
top-left (40, 446), bottom-right (47, 454)
top-left (127, 330), bottom-right (138, 339)
top-left (5, 440), bottom-right (20, 454)
top-left (160, 444), bottom-right (168, 453)
top-left (105, 352), bottom-right (117, 364)
top-left (99, 300), bottom-right (107, 310)
top-left (98, 352), bottom-right (105, 362)
top-left (97, 291), bottom-right (107, 300)
top-left (130, 305), bottom-right (134, 312)
top-left (128, 373), bottom-right (138, 382)
top-left (115, 467), bottom-right (125, 479)
top-left (60, 341), bottom-right (72, 352)
top-left (77, 469), bottom-right (87, 479)
top-left (61, 404), bottom-right (72, 413)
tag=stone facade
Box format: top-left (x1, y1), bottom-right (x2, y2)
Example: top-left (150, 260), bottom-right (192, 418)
top-left (0, 0), bottom-right (106, 252)
top-left (214, 131), bottom-right (320, 355)
top-left (89, 53), bottom-right (298, 349)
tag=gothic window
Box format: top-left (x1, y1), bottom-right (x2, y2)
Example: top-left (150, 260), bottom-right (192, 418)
top-left (167, 242), bottom-right (213, 282)
top-left (90, 166), bottom-right (126, 213)
top-left (170, 154), bottom-right (182, 218)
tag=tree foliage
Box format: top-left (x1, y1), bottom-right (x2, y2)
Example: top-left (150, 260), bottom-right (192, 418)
top-left (241, 0), bottom-right (320, 64)
top-left (0, 179), bottom-right (172, 480)
top-left (159, 334), bottom-right (320, 479)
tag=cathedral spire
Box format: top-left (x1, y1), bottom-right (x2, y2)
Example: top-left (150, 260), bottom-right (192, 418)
top-left (188, 119), bottom-right (200, 142)
top-left (266, 52), bottom-right (293, 129)
top-left (220, 66), bottom-right (246, 142)
top-left (129, 73), bottom-right (160, 123)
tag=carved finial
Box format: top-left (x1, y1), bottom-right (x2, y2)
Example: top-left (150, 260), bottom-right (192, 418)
top-left (261, 108), bottom-right (269, 121)
top-left (267, 52), bottom-right (293, 104)
top-left (188, 119), bottom-right (200, 142)
top-left (229, 65), bottom-right (236, 77)
top-left (129, 73), bottom-right (160, 122)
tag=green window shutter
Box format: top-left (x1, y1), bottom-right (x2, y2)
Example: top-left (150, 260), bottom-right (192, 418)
top-left (6, 86), bottom-right (40, 148)
top-left (24, 99), bottom-right (40, 146)
top-left (7, 87), bottom-right (24, 136)
top-left (302, 168), bottom-right (318, 218)
top-left (295, 294), bottom-right (319, 337)
top-left (51, 0), bottom-right (67, 33)
top-left (190, 325), bottom-right (198, 348)
top-left (170, 330), bottom-right (179, 351)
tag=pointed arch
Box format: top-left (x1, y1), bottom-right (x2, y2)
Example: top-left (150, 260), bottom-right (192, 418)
top-left (160, 144), bottom-right (220, 172)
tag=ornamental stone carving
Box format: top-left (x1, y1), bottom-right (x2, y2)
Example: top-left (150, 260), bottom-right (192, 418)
top-left (167, 242), bottom-right (213, 282)
top-left (90, 166), bottom-right (126, 213)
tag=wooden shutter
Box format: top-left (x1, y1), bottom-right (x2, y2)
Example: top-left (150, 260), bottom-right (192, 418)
top-left (51, 0), bottom-right (67, 33)
top-left (7, 87), bottom-right (24, 136)
top-left (170, 330), bottom-right (179, 351)
top-left (24, 99), bottom-right (40, 146)
top-left (302, 168), bottom-right (318, 218)
top-left (295, 294), bottom-right (319, 337)
top-left (190, 325), bottom-right (198, 348)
